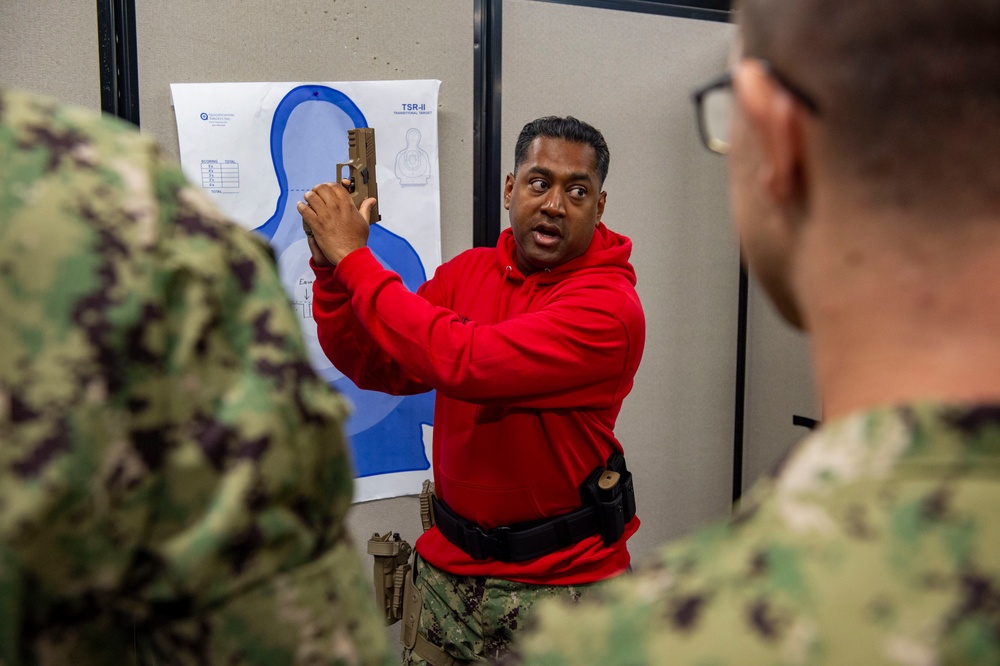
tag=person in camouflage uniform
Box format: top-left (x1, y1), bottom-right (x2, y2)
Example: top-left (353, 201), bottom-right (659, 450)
top-left (517, 405), bottom-right (1000, 664)
top-left (0, 89), bottom-right (391, 666)
top-left (514, 0), bottom-right (1000, 664)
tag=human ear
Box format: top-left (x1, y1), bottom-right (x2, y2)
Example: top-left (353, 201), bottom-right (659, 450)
top-left (596, 191), bottom-right (607, 221)
top-left (734, 60), bottom-right (808, 209)
top-left (504, 173), bottom-right (514, 210)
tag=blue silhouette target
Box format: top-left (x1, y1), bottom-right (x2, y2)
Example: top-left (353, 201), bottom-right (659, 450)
top-left (259, 85), bottom-right (433, 478)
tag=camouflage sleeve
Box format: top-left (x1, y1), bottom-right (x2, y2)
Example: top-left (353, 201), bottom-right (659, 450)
top-left (512, 524), bottom-right (790, 666)
top-left (514, 408), bottom-right (1000, 666)
top-left (0, 90), bottom-right (390, 665)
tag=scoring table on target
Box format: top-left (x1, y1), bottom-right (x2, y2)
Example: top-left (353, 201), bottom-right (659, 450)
top-left (200, 159), bottom-right (240, 190)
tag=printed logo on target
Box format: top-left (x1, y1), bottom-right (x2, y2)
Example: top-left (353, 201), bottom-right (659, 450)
top-left (395, 102), bottom-right (432, 116)
top-left (199, 112), bottom-right (235, 127)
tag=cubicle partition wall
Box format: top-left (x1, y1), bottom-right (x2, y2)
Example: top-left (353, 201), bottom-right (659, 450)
top-left (742, 285), bottom-right (818, 487)
top-left (1, 0), bottom-right (102, 110)
top-left (134, 0), bottom-right (476, 264)
top-left (502, 1), bottom-right (739, 552)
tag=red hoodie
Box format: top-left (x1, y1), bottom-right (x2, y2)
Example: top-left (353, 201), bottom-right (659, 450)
top-left (311, 222), bottom-right (645, 584)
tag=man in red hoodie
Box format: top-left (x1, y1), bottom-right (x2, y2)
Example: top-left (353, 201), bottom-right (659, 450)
top-left (298, 116), bottom-right (646, 664)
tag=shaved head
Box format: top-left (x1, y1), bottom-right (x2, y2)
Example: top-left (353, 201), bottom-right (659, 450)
top-left (737, 0), bottom-right (1000, 216)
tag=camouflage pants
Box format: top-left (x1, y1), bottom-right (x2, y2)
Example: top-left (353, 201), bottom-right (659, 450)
top-left (401, 555), bottom-right (603, 665)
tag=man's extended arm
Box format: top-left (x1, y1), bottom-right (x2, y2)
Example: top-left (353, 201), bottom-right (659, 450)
top-left (310, 258), bottom-right (437, 396)
top-left (312, 247), bottom-right (644, 408)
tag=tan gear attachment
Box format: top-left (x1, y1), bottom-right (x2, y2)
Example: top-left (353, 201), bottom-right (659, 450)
top-left (366, 531), bottom-right (413, 625)
top-left (419, 479), bottom-right (436, 532)
top-left (402, 559), bottom-right (471, 666)
top-left (401, 565), bottom-right (421, 650)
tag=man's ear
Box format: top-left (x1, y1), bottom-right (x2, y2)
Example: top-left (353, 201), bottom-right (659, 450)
top-left (504, 173), bottom-right (514, 210)
top-left (596, 191), bottom-right (607, 221)
top-left (734, 60), bottom-right (808, 208)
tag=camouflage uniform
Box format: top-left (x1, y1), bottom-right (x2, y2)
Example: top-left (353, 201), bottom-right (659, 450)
top-left (403, 556), bottom-right (600, 665)
top-left (515, 404), bottom-right (1000, 665)
top-left (0, 90), bottom-right (391, 665)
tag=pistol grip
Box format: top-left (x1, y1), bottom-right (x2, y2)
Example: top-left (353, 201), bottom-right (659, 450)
top-left (336, 161), bottom-right (362, 203)
top-left (337, 126), bottom-right (381, 223)
top-left (336, 161), bottom-right (379, 223)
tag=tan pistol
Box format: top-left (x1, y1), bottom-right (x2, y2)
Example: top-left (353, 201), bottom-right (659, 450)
top-left (303, 127), bottom-right (381, 238)
top-left (340, 127), bottom-right (381, 222)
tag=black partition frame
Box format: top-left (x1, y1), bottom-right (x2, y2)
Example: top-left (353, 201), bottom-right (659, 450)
top-left (97, 0), bottom-right (140, 126)
top-left (96, 0), bottom-right (744, 502)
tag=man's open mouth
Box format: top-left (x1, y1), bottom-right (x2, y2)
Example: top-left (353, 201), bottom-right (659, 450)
top-left (533, 225), bottom-right (561, 239)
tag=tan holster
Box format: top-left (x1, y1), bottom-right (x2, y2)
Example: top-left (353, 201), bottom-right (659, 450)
top-left (366, 531), bottom-right (412, 625)
top-left (369, 481), bottom-right (468, 665)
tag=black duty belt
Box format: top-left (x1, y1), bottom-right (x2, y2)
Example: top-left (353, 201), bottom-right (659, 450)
top-left (432, 453), bottom-right (636, 563)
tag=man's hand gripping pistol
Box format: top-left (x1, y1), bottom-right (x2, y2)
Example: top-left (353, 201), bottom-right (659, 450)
top-left (302, 127), bottom-right (381, 237)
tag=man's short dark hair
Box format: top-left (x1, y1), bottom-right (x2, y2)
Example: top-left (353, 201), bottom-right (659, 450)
top-left (514, 116), bottom-right (610, 187)
top-left (738, 0), bottom-right (1000, 214)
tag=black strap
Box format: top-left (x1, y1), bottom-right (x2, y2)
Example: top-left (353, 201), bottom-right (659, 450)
top-left (432, 454), bottom-right (635, 563)
top-left (793, 414), bottom-right (821, 430)
top-left (432, 497), bottom-right (601, 562)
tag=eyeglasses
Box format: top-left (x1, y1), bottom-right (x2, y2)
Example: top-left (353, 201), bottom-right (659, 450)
top-left (692, 60), bottom-right (821, 155)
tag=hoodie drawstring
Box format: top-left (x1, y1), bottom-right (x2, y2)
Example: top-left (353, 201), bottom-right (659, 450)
top-left (495, 265), bottom-right (513, 321)
top-left (525, 268), bottom-right (549, 304)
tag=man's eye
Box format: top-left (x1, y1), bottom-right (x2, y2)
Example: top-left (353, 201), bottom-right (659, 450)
top-left (569, 186), bottom-right (587, 199)
top-left (529, 179), bottom-right (548, 193)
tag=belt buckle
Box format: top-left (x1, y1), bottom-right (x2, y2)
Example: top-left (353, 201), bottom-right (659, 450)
top-left (474, 525), bottom-right (511, 561)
